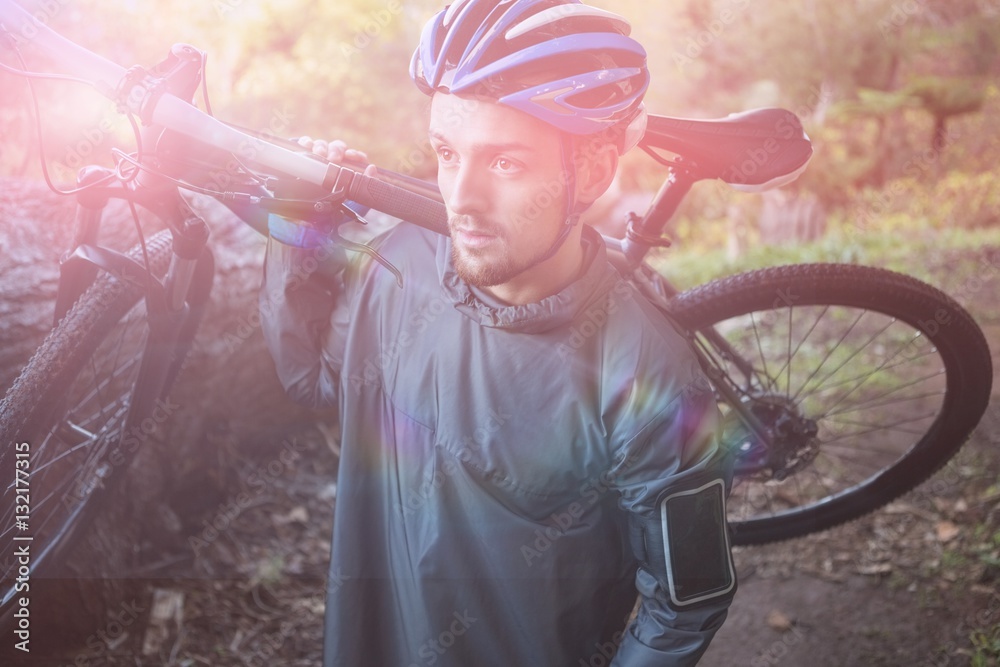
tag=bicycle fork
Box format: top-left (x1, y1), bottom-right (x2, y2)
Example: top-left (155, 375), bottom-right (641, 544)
top-left (55, 167), bottom-right (214, 473)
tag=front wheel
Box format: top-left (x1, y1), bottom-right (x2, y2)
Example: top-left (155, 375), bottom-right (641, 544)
top-left (669, 264), bottom-right (993, 546)
top-left (0, 229), bottom-right (210, 636)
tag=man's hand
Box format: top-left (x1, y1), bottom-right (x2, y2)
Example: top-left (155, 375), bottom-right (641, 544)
top-left (297, 137), bottom-right (378, 178)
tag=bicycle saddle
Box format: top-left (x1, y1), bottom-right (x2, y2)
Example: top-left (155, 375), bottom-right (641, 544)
top-left (642, 108), bottom-right (813, 191)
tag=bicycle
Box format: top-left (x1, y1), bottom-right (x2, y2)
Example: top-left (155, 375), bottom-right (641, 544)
top-left (0, 0), bottom-right (992, 635)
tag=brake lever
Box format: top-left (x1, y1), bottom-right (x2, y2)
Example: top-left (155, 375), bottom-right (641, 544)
top-left (329, 205), bottom-right (404, 288)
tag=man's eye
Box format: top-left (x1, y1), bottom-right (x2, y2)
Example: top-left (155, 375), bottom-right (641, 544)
top-left (437, 147), bottom-right (456, 163)
top-left (494, 157), bottom-right (518, 172)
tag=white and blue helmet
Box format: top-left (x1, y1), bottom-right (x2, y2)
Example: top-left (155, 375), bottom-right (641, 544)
top-left (410, 0), bottom-right (649, 152)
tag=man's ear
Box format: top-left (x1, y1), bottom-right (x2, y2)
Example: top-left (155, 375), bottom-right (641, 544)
top-left (573, 142), bottom-right (619, 212)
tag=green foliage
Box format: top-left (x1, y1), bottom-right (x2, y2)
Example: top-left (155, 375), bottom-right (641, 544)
top-left (651, 215), bottom-right (1000, 294)
top-left (970, 624), bottom-right (1000, 667)
top-left (906, 75), bottom-right (986, 119)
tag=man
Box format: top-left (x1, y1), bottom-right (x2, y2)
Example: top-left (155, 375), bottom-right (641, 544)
top-left (260, 1), bottom-right (736, 664)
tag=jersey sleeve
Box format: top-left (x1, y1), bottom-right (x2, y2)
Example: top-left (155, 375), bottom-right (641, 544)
top-left (258, 237), bottom-right (355, 409)
top-left (610, 373), bottom-right (737, 666)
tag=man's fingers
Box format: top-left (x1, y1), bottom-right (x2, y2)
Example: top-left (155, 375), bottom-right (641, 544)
top-left (294, 136), bottom-right (367, 166)
top-left (345, 148), bottom-right (370, 165)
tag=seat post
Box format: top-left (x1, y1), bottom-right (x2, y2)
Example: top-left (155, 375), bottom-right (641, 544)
top-left (621, 167), bottom-right (696, 268)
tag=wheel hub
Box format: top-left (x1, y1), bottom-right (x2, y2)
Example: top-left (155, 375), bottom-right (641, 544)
top-left (728, 394), bottom-right (819, 479)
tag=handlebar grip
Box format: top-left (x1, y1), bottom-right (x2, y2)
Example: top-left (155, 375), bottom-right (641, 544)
top-left (347, 171), bottom-right (449, 236)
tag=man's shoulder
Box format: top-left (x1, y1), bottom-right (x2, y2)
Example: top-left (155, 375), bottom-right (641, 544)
top-left (591, 273), bottom-right (704, 389)
top-left (373, 219), bottom-right (441, 256)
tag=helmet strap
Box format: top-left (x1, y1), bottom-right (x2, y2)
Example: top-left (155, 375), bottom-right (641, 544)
top-left (527, 133), bottom-right (581, 267)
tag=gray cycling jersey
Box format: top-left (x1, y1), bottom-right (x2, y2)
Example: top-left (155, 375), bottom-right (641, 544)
top-left (260, 222), bottom-right (734, 666)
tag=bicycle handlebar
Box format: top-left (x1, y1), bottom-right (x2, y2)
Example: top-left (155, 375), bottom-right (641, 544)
top-left (150, 96), bottom-right (449, 234)
top-left (0, 0), bottom-right (449, 236)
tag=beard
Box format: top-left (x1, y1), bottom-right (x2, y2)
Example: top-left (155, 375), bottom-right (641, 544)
top-left (448, 214), bottom-right (548, 288)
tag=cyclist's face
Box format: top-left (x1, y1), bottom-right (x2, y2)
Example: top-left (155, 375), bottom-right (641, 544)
top-left (429, 93), bottom-right (576, 300)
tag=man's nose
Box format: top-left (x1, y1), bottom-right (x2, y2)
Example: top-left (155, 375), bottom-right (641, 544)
top-left (445, 163), bottom-right (488, 215)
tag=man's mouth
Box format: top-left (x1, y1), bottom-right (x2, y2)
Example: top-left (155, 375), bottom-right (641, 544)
top-left (451, 218), bottom-right (501, 249)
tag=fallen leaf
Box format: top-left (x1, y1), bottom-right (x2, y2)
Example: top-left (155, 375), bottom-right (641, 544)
top-left (287, 505), bottom-right (309, 523)
top-left (766, 609), bottom-right (793, 632)
top-left (274, 505), bottom-right (310, 525)
top-left (142, 588), bottom-right (184, 656)
top-left (935, 521), bottom-right (960, 543)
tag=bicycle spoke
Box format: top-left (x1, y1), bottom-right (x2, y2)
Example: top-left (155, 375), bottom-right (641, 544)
top-left (814, 329), bottom-right (927, 417)
top-left (767, 304), bottom-right (829, 399)
top-left (820, 410), bottom-right (940, 444)
top-left (823, 387), bottom-right (944, 420)
top-left (797, 347), bottom-right (941, 401)
top-left (749, 312), bottom-right (776, 393)
top-left (788, 309), bottom-right (874, 404)
top-left (722, 307), bottom-right (948, 518)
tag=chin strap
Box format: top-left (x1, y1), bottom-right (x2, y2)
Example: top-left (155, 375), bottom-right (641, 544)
top-left (529, 133), bottom-right (582, 266)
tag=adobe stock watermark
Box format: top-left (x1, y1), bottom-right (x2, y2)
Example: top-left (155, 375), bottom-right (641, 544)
top-left (61, 396), bottom-right (180, 509)
top-left (213, 0), bottom-right (244, 18)
top-left (577, 618), bottom-right (630, 667)
top-left (406, 610), bottom-right (478, 667)
top-left (348, 294), bottom-right (452, 395)
top-left (520, 447), bottom-right (644, 567)
top-left (923, 594), bottom-right (1000, 666)
top-left (226, 239), bottom-right (343, 352)
top-left (242, 621), bottom-right (297, 667)
top-left (750, 624), bottom-right (808, 666)
top-left (65, 599), bottom-right (145, 667)
top-left (45, 78), bottom-right (158, 180)
top-left (878, 0), bottom-right (927, 39)
top-left (339, 0), bottom-right (403, 60)
top-left (672, 0), bottom-right (752, 74)
top-left (740, 285), bottom-right (800, 331)
top-left (849, 125), bottom-right (961, 242)
top-left (399, 407), bottom-right (513, 517)
top-left (200, 103), bottom-right (295, 194)
top-left (705, 101), bottom-right (826, 204)
top-left (1, 0), bottom-right (73, 47)
top-left (853, 511), bottom-right (917, 573)
top-left (187, 436), bottom-right (308, 554)
top-left (557, 280), bottom-right (634, 358)
top-left (55, 94), bottom-right (147, 177)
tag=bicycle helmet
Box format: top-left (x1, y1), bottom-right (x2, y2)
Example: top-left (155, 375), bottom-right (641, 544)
top-left (410, 0), bottom-right (649, 153)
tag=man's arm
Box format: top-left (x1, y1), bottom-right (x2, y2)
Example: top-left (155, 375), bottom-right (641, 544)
top-left (610, 377), bottom-right (736, 666)
top-left (258, 138), bottom-right (375, 408)
top-left (259, 237), bottom-right (353, 409)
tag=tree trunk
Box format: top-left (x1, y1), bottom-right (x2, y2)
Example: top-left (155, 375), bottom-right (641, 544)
top-left (758, 190), bottom-right (826, 246)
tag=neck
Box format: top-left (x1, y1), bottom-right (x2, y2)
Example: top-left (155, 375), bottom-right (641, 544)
top-left (482, 228), bottom-right (586, 305)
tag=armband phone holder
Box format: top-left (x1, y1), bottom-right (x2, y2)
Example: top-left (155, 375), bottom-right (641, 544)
top-left (658, 478), bottom-right (736, 607)
top-left (630, 472), bottom-right (737, 609)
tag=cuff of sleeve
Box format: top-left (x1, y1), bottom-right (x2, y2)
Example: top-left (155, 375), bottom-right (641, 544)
top-left (267, 213), bottom-right (337, 248)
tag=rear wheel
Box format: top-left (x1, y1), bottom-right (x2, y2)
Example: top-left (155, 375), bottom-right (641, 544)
top-left (669, 264), bottom-right (993, 545)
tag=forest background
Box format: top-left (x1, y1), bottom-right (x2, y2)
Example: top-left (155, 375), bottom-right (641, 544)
top-left (1, 0), bottom-right (998, 271)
